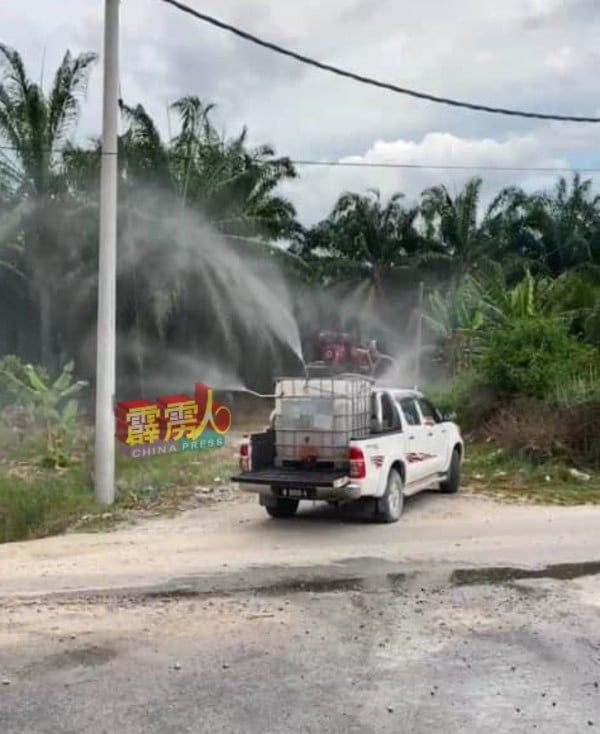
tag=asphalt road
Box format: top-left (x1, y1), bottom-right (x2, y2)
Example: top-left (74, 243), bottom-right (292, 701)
top-left (1, 492), bottom-right (600, 733)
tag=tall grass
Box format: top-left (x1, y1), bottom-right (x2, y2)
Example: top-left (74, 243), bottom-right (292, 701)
top-left (552, 368), bottom-right (600, 467)
top-left (0, 468), bottom-right (95, 543)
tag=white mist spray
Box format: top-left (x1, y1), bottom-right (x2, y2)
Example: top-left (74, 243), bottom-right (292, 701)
top-left (113, 189), bottom-right (305, 394)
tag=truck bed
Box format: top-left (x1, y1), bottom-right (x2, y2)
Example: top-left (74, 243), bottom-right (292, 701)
top-left (231, 427), bottom-right (352, 495)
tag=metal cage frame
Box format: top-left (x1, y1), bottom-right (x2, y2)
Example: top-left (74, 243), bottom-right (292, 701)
top-left (272, 375), bottom-right (373, 469)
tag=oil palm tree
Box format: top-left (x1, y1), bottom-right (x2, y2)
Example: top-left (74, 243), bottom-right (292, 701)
top-left (420, 176), bottom-right (492, 286)
top-left (520, 174), bottom-right (600, 276)
top-left (302, 189), bottom-right (426, 310)
top-left (0, 44), bottom-right (97, 367)
top-left (167, 96), bottom-right (300, 242)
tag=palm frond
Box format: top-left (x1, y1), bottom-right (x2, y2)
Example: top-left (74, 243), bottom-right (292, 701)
top-left (0, 44), bottom-right (30, 104)
top-left (46, 50), bottom-right (97, 147)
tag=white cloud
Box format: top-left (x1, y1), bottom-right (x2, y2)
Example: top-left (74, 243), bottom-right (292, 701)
top-left (281, 128), bottom-right (599, 224)
top-left (545, 46), bottom-right (575, 73)
top-left (342, 132), bottom-right (565, 169)
top-left (2, 0), bottom-right (600, 224)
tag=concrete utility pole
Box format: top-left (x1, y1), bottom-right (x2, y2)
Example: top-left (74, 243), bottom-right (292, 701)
top-left (413, 281), bottom-right (424, 390)
top-left (94, 0), bottom-right (120, 504)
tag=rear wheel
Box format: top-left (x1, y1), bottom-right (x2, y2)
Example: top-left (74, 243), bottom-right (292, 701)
top-left (440, 448), bottom-right (461, 494)
top-left (376, 469), bottom-right (404, 523)
top-left (263, 496), bottom-right (299, 519)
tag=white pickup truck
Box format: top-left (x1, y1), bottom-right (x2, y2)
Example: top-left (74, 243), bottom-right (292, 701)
top-left (231, 376), bottom-right (464, 523)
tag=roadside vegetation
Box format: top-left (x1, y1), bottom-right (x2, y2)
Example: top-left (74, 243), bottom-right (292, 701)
top-left (0, 420), bottom-right (239, 544)
top-left (0, 44), bottom-right (598, 542)
top-left (461, 444), bottom-right (600, 505)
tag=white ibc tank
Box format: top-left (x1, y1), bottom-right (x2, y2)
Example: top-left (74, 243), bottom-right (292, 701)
top-left (272, 377), bottom-right (372, 468)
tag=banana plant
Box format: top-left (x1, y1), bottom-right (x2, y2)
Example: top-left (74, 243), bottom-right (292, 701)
top-left (424, 263), bottom-right (597, 375)
top-left (0, 359), bottom-right (88, 466)
top-left (424, 278), bottom-right (487, 373)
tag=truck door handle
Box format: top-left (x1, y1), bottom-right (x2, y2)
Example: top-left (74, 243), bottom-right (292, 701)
top-left (409, 435), bottom-right (415, 440)
top-left (427, 432), bottom-right (433, 437)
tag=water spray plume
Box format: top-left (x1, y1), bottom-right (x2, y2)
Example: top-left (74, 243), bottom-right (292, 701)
top-left (61, 185), bottom-right (428, 399)
top-left (112, 189), bottom-right (305, 393)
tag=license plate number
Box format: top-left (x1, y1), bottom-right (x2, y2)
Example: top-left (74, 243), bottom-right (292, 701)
top-left (281, 488), bottom-right (312, 499)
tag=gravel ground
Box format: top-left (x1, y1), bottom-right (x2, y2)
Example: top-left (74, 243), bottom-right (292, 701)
top-left (1, 570), bottom-right (599, 733)
top-left (2, 492), bottom-right (600, 732)
top-left (2, 492), bottom-right (600, 598)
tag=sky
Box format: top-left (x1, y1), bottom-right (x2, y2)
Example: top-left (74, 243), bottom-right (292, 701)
top-left (2, 0), bottom-right (600, 224)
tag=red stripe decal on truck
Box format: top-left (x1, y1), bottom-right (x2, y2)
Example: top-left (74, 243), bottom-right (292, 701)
top-left (406, 452), bottom-right (436, 463)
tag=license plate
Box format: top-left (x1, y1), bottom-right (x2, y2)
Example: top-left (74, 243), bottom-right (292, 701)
top-left (280, 488), bottom-right (314, 499)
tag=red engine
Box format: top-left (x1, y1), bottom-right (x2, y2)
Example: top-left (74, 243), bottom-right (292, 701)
top-left (349, 345), bottom-right (374, 371)
top-left (310, 329), bottom-right (395, 379)
top-left (317, 331), bottom-right (349, 365)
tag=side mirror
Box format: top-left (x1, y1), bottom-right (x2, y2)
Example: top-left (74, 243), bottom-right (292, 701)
top-left (440, 411), bottom-right (457, 422)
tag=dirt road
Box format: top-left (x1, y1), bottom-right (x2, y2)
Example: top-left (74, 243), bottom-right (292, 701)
top-left (2, 491), bottom-right (600, 599)
top-left (2, 492), bottom-right (600, 733)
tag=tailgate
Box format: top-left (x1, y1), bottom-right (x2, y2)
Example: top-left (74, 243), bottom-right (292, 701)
top-left (230, 467), bottom-right (350, 490)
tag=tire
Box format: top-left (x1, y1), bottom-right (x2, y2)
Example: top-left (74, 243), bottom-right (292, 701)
top-left (263, 496), bottom-right (299, 519)
top-left (440, 448), bottom-right (461, 494)
top-left (376, 469), bottom-right (404, 523)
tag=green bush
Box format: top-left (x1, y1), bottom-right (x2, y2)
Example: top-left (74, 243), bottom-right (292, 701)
top-left (584, 303), bottom-right (600, 347)
top-left (426, 370), bottom-right (497, 430)
top-left (479, 316), bottom-right (598, 400)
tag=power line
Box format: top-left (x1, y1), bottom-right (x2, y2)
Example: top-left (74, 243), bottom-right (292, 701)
top-left (291, 160), bottom-right (600, 174)
top-left (2, 142), bottom-right (600, 174)
top-left (0, 144), bottom-right (113, 155)
top-left (158, 0), bottom-right (600, 124)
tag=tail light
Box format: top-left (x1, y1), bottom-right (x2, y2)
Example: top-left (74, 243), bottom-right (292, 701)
top-left (239, 438), bottom-right (250, 472)
top-left (349, 446), bottom-right (366, 479)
